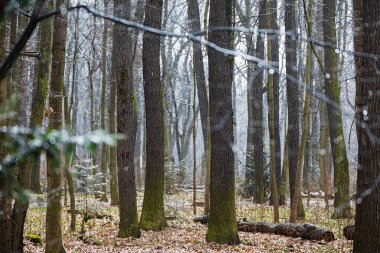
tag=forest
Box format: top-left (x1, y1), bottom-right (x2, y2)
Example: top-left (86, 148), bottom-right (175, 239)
top-left (0, 0), bottom-right (379, 252)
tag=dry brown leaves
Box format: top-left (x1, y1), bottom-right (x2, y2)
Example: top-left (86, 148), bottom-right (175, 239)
top-left (23, 192), bottom-right (353, 252)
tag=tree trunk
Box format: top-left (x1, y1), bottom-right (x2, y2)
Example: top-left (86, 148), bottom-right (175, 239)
top-left (45, 0), bottom-right (67, 251)
top-left (0, 19), bottom-right (12, 253)
top-left (108, 14), bottom-right (118, 205)
top-left (111, 0), bottom-right (141, 238)
top-left (238, 221), bottom-right (334, 242)
top-left (186, 0), bottom-right (210, 214)
top-left (290, 0), bottom-right (313, 223)
top-left (100, 1), bottom-right (109, 202)
top-left (353, 1), bottom-right (380, 252)
top-left (140, 0), bottom-right (167, 231)
top-left (63, 86), bottom-right (76, 232)
top-left (252, 0), bottom-right (266, 204)
top-left (322, 0), bottom-right (350, 219)
top-left (239, 0), bottom-right (254, 198)
top-left (206, 0), bottom-right (239, 244)
top-left (30, 1), bottom-right (54, 194)
top-left (285, 0), bottom-right (299, 210)
top-left (269, 0), bottom-right (283, 206)
top-left (266, 0), bottom-right (279, 223)
top-left (195, 217), bottom-right (335, 242)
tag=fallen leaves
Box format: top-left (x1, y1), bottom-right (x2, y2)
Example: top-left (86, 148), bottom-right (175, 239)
top-left (23, 192), bottom-right (353, 252)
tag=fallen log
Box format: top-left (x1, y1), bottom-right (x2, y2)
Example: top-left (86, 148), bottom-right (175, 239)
top-left (343, 224), bottom-right (354, 240)
top-left (194, 216), bottom-right (335, 242)
top-left (194, 216), bottom-right (208, 224)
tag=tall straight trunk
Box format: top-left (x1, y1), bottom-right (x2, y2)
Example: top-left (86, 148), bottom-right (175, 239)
top-left (282, 130), bottom-right (289, 194)
top-left (322, 0), bottom-right (350, 218)
top-left (241, 0), bottom-right (254, 198)
top-left (203, 0), bottom-right (211, 215)
top-left (206, 0), bottom-right (239, 244)
top-left (319, 98), bottom-right (331, 209)
top-left (46, 0), bottom-right (67, 251)
top-left (266, 0), bottom-right (279, 223)
top-left (135, 111), bottom-right (143, 188)
top-left (63, 86), bottom-right (76, 231)
top-left (31, 1), bottom-right (54, 193)
top-left (285, 0), bottom-right (299, 208)
top-left (11, 9), bottom-right (32, 252)
top-left (111, 0), bottom-right (140, 238)
top-left (192, 72), bottom-right (197, 215)
top-left (100, 1), bottom-right (109, 202)
top-left (252, 0), bottom-right (266, 204)
top-left (88, 12), bottom-right (99, 198)
top-left (108, 17), bottom-right (118, 205)
top-left (140, 0), bottom-right (167, 231)
top-left (108, 101), bottom-right (118, 205)
top-left (70, 8), bottom-right (79, 163)
top-left (269, 0), bottom-right (282, 205)
top-left (353, 1), bottom-right (380, 252)
top-left (0, 19), bottom-right (12, 253)
top-left (186, 0), bottom-right (210, 213)
top-left (290, 0), bottom-right (313, 223)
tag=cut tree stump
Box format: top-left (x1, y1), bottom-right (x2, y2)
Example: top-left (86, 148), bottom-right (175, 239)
top-left (194, 216), bottom-right (335, 242)
top-left (343, 224), bottom-right (354, 240)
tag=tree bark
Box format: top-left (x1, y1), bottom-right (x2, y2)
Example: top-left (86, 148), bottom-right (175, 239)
top-left (100, 1), bottom-right (109, 203)
top-left (323, 0), bottom-right (351, 218)
top-left (206, 0), bottom-right (239, 244)
top-left (266, 0), bottom-right (279, 223)
top-left (0, 19), bottom-right (12, 253)
top-left (353, 1), bottom-right (380, 252)
top-left (252, 0), bottom-right (266, 204)
top-left (31, 0), bottom-right (54, 194)
top-left (186, 0), bottom-right (210, 214)
top-left (290, 0), bottom-right (313, 223)
top-left (195, 217), bottom-right (335, 242)
top-left (45, 0), bottom-right (67, 251)
top-left (140, 0), bottom-right (167, 231)
top-left (285, 0), bottom-right (299, 209)
top-left (108, 10), bottom-right (118, 205)
top-left (269, 0), bottom-right (282, 206)
top-left (111, 0), bottom-right (141, 238)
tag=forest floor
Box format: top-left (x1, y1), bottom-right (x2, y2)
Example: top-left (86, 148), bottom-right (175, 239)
top-left (24, 191), bottom-right (354, 252)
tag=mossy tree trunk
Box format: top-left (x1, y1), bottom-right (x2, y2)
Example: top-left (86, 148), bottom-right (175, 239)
top-left (12, 4), bottom-right (55, 248)
top-left (322, 0), bottom-right (350, 219)
top-left (31, 0), bottom-right (54, 194)
top-left (353, 1), bottom-right (380, 251)
top-left (111, 0), bottom-right (140, 238)
top-left (140, 0), bottom-right (167, 231)
top-left (45, 0), bottom-right (67, 251)
top-left (206, 0), bottom-right (239, 244)
top-left (290, 0), bottom-right (313, 223)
